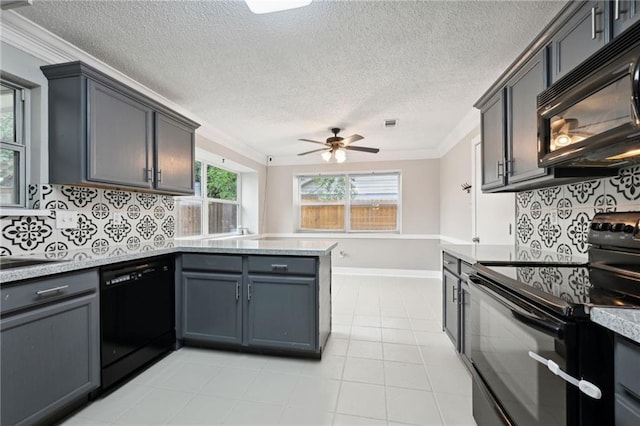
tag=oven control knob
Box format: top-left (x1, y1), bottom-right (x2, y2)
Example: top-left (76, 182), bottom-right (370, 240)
top-left (590, 222), bottom-right (601, 231)
top-left (612, 223), bottom-right (625, 232)
top-left (623, 225), bottom-right (636, 234)
top-left (600, 223), bottom-right (612, 232)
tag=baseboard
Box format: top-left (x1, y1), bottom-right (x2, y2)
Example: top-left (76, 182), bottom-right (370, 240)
top-left (333, 267), bottom-right (440, 278)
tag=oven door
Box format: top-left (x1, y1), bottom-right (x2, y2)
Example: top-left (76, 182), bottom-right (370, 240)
top-left (469, 274), bottom-right (576, 426)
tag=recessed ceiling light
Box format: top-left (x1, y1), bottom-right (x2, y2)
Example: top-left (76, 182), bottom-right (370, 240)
top-left (245, 0), bottom-right (312, 14)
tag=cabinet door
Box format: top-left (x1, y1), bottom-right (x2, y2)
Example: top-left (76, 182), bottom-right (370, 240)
top-left (155, 113), bottom-right (195, 195)
top-left (246, 275), bottom-right (316, 352)
top-left (87, 80), bottom-right (153, 188)
top-left (612, 0), bottom-right (640, 37)
top-left (442, 269), bottom-right (459, 350)
top-left (460, 284), bottom-right (471, 368)
top-left (551, 1), bottom-right (607, 83)
top-left (506, 50), bottom-right (548, 184)
top-left (182, 272), bottom-right (242, 345)
top-left (1, 294), bottom-right (99, 426)
top-left (480, 91), bottom-right (506, 191)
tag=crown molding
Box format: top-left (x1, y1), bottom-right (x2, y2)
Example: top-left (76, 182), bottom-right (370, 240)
top-left (0, 11), bottom-right (267, 165)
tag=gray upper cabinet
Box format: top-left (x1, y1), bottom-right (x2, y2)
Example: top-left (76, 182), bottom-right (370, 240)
top-left (480, 91), bottom-right (506, 191)
top-left (612, 0), bottom-right (640, 37)
top-left (550, 1), bottom-right (608, 83)
top-left (245, 275), bottom-right (316, 352)
top-left (506, 50), bottom-right (548, 184)
top-left (42, 61), bottom-right (199, 196)
top-left (155, 113), bottom-right (195, 194)
top-left (88, 80), bottom-right (153, 189)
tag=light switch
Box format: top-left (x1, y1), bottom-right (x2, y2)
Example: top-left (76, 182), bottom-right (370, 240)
top-left (56, 210), bottom-right (78, 229)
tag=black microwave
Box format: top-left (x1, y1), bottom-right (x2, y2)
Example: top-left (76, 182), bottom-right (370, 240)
top-left (537, 23), bottom-right (640, 169)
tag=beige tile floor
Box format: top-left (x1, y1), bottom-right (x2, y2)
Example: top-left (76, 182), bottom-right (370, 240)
top-left (62, 273), bottom-right (476, 426)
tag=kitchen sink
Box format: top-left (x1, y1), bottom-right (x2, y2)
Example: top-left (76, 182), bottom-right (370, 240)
top-left (0, 257), bottom-right (67, 270)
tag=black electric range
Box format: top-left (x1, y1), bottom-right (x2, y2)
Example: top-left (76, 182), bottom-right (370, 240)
top-left (469, 211), bottom-right (640, 426)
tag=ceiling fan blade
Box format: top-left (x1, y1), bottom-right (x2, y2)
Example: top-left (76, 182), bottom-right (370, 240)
top-left (341, 134), bottom-right (364, 145)
top-left (345, 146), bottom-right (379, 154)
top-left (299, 138), bottom-right (327, 145)
top-left (298, 148), bottom-right (331, 156)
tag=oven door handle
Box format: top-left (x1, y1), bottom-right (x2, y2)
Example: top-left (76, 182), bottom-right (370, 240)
top-left (470, 275), bottom-right (564, 339)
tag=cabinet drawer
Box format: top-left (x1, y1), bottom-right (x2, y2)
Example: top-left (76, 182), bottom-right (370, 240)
top-left (182, 254), bottom-right (242, 272)
top-left (248, 256), bottom-right (316, 275)
top-left (616, 336), bottom-right (640, 399)
top-left (443, 252), bottom-right (460, 274)
top-left (1, 269), bottom-right (98, 315)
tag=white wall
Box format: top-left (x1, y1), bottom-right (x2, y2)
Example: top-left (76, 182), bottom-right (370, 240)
top-left (439, 126), bottom-right (478, 242)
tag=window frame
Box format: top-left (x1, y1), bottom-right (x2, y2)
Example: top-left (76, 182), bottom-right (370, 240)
top-left (177, 159), bottom-right (242, 238)
top-left (295, 171), bottom-right (402, 234)
top-left (0, 78), bottom-right (29, 208)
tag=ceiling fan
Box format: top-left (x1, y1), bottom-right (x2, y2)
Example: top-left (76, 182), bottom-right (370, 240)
top-left (298, 128), bottom-right (380, 162)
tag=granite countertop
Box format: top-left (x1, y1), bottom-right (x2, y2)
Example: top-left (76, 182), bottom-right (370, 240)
top-left (590, 308), bottom-right (640, 344)
top-left (0, 238), bottom-right (338, 284)
top-left (440, 243), bottom-right (588, 265)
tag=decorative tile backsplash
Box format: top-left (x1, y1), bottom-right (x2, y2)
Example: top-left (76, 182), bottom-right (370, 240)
top-left (1, 184), bottom-right (176, 256)
top-left (516, 166), bottom-right (640, 255)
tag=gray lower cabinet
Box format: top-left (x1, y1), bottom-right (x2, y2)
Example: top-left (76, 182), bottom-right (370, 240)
top-left (615, 335), bottom-right (640, 425)
top-left (442, 269), bottom-right (459, 349)
top-left (180, 253), bottom-right (330, 356)
top-left (246, 275), bottom-right (315, 351)
top-left (42, 61), bottom-right (199, 196)
top-left (550, 1), bottom-right (608, 83)
top-left (0, 270), bottom-right (99, 426)
top-left (182, 271), bottom-right (242, 345)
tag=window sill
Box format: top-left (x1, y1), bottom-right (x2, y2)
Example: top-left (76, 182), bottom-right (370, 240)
top-left (0, 208), bottom-right (51, 217)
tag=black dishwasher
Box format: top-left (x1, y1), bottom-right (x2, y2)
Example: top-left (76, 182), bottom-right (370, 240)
top-left (100, 256), bottom-right (175, 391)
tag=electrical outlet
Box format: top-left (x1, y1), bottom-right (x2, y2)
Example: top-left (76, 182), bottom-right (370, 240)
top-left (550, 211), bottom-right (558, 225)
top-left (113, 213), bottom-right (123, 225)
top-left (56, 210), bottom-right (78, 229)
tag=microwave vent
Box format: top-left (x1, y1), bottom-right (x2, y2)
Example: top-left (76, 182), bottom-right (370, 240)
top-left (538, 22), bottom-right (640, 108)
top-left (384, 119), bottom-right (398, 128)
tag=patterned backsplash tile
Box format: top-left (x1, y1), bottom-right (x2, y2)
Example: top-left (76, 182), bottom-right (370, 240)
top-left (516, 165), bottom-right (640, 255)
top-left (1, 184), bottom-right (176, 256)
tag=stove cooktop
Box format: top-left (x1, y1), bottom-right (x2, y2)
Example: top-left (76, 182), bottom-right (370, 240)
top-left (483, 263), bottom-right (640, 312)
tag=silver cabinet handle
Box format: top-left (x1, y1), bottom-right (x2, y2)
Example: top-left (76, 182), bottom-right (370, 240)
top-left (461, 272), bottom-right (470, 282)
top-left (235, 282), bottom-right (240, 301)
top-left (614, 0), bottom-right (627, 20)
top-left (472, 237), bottom-right (480, 243)
top-left (36, 285), bottom-right (69, 296)
top-left (591, 7), bottom-right (603, 39)
top-left (145, 168), bottom-right (154, 182)
top-left (247, 284), bottom-right (252, 301)
top-left (497, 160), bottom-right (504, 178)
top-left (505, 159), bottom-right (514, 176)
top-left (443, 260), bottom-right (454, 265)
top-left (156, 169), bottom-right (163, 183)
top-left (452, 285), bottom-right (457, 303)
top-left (271, 264), bottom-right (288, 271)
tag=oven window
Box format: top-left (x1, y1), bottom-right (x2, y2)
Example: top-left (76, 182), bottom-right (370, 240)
top-left (471, 284), bottom-right (569, 426)
top-left (550, 75), bottom-right (631, 151)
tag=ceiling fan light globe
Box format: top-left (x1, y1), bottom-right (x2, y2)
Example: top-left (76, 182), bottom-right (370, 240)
top-left (321, 151), bottom-right (332, 162)
top-left (335, 149), bottom-right (346, 163)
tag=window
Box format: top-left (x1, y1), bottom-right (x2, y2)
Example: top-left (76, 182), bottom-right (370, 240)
top-left (177, 160), bottom-right (240, 237)
top-left (0, 80), bottom-right (27, 207)
top-left (297, 172), bottom-right (400, 232)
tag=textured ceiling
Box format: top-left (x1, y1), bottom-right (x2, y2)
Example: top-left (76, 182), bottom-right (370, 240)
top-left (17, 0), bottom-right (566, 163)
